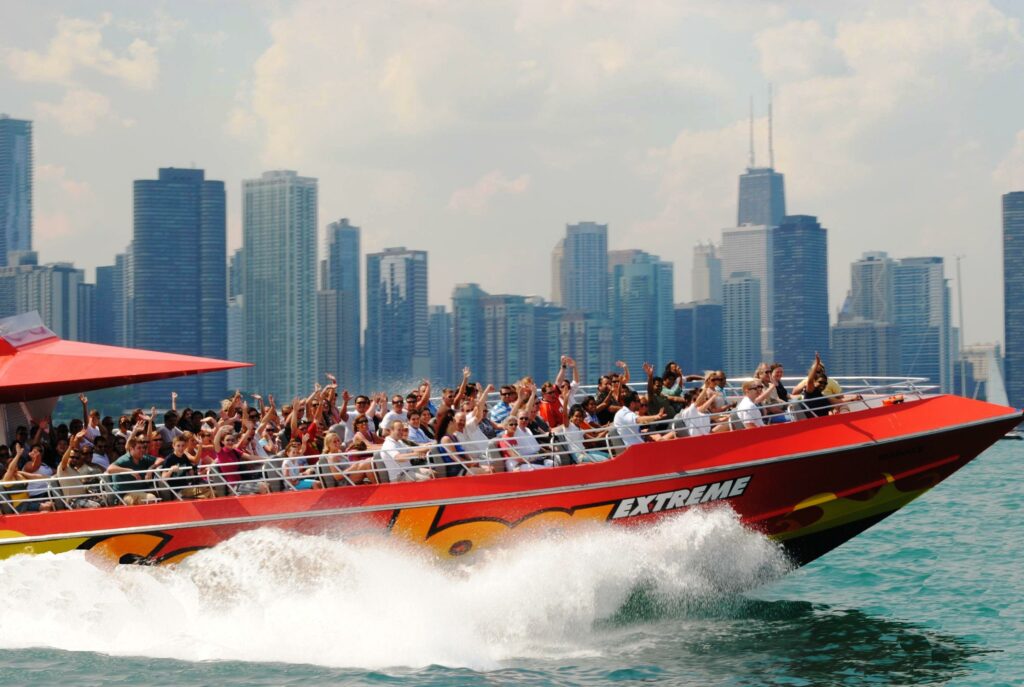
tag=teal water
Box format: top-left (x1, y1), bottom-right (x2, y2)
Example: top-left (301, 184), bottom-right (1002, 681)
top-left (0, 443), bottom-right (1020, 686)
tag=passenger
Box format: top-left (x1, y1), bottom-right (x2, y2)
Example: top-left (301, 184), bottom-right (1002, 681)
top-left (513, 413), bottom-right (554, 468)
top-left (565, 405), bottom-right (609, 463)
top-left (281, 434), bottom-right (321, 490)
top-left (156, 410), bottom-right (183, 456)
top-left (434, 367), bottom-right (470, 437)
top-left (318, 431), bottom-right (349, 486)
top-left (342, 418), bottom-right (383, 484)
top-left (90, 436), bottom-right (112, 470)
top-left (769, 363), bottom-right (790, 403)
top-left (213, 423), bottom-right (269, 495)
top-left (381, 395), bottom-right (409, 432)
top-left (736, 380), bottom-right (771, 429)
top-left (5, 444), bottom-right (55, 512)
top-left (107, 437), bottom-right (161, 505)
top-left (407, 411), bottom-right (432, 444)
top-left (379, 421), bottom-right (434, 482)
top-left (450, 404), bottom-right (494, 475)
top-left (491, 385), bottom-right (517, 425)
top-left (753, 364), bottom-right (786, 423)
top-left (161, 435), bottom-right (212, 499)
top-left (613, 391), bottom-right (671, 447)
top-left (643, 362), bottom-right (675, 418)
top-left (416, 408), bottom-right (435, 441)
top-left (676, 388), bottom-right (718, 436)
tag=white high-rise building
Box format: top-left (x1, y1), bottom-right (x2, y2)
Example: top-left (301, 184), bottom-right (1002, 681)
top-left (242, 170), bottom-right (318, 398)
top-left (721, 224), bottom-right (773, 360)
top-left (722, 272), bottom-right (761, 374)
top-left (692, 242), bottom-right (722, 303)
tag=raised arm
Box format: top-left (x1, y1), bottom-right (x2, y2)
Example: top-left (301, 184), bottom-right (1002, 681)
top-left (473, 384), bottom-right (493, 423)
top-left (213, 425), bottom-right (230, 453)
top-left (3, 445), bottom-right (23, 482)
top-left (453, 367), bottom-right (471, 409)
top-left (554, 357), bottom-right (568, 387)
top-left (79, 394), bottom-right (90, 428)
top-left (413, 380), bottom-right (432, 412)
top-left (170, 391), bottom-right (178, 413)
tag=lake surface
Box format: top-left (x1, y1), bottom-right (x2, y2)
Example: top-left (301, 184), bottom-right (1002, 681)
top-left (0, 442), bottom-right (1020, 686)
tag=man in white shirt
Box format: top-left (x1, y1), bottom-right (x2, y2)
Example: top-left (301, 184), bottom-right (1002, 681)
top-left (380, 395), bottom-right (409, 432)
top-left (512, 414), bottom-right (553, 467)
top-left (379, 422), bottom-right (433, 482)
top-left (613, 392), bottom-right (671, 447)
top-left (736, 380), bottom-right (774, 429)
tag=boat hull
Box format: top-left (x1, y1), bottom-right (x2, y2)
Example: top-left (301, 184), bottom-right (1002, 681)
top-left (1, 395), bottom-right (1018, 566)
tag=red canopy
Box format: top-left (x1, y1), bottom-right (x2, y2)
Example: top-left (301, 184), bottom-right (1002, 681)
top-left (0, 313), bottom-right (251, 403)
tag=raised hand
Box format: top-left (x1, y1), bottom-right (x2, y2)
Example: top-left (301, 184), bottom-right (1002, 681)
top-left (615, 360), bottom-right (626, 369)
top-left (326, 373), bottom-right (337, 384)
top-left (643, 362), bottom-right (654, 378)
top-left (462, 367), bottom-right (471, 379)
top-left (79, 394), bottom-right (88, 405)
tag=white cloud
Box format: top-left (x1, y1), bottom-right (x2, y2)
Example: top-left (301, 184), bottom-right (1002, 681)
top-left (994, 129), bottom-right (1024, 191)
top-left (6, 14), bottom-right (159, 90)
top-left (448, 171), bottom-right (531, 214)
top-left (34, 164), bottom-right (96, 243)
top-left (35, 89), bottom-right (114, 135)
top-left (755, 20), bottom-right (847, 82)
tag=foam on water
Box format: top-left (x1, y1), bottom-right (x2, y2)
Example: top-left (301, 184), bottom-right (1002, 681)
top-left (0, 508), bottom-right (789, 669)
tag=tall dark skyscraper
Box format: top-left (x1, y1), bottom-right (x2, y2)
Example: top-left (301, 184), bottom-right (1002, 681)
top-left (1003, 191), bottom-right (1024, 407)
top-left (562, 221), bottom-right (608, 314)
top-left (94, 264), bottom-right (117, 345)
top-left (365, 247), bottom-right (429, 388)
top-left (319, 219), bottom-right (361, 389)
top-left (133, 168), bottom-right (226, 404)
top-left (675, 301), bottom-right (723, 373)
top-left (0, 115), bottom-right (32, 265)
top-left (738, 167), bottom-right (786, 228)
top-left (772, 215), bottom-right (829, 371)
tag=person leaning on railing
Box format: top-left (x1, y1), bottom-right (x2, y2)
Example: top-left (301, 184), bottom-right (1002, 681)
top-left (106, 436), bottom-right (162, 506)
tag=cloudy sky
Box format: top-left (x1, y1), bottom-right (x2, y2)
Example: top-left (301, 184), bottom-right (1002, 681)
top-left (2, 0), bottom-right (1023, 345)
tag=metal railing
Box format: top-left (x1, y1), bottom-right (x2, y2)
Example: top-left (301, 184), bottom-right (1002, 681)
top-left (0, 377), bottom-right (933, 514)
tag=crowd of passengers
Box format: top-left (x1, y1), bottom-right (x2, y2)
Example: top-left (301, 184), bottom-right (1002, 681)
top-left (0, 353), bottom-right (859, 513)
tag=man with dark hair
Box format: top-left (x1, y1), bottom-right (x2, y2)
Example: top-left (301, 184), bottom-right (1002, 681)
top-left (613, 391), bottom-right (671, 447)
top-left (156, 410), bottom-right (183, 456)
top-left (107, 437), bottom-right (161, 505)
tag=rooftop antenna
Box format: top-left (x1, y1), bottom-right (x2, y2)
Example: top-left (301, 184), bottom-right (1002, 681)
top-left (748, 95), bottom-right (755, 168)
top-left (768, 83), bottom-right (775, 169)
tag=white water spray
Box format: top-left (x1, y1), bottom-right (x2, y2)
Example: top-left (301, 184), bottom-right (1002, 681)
top-left (0, 508), bottom-right (789, 669)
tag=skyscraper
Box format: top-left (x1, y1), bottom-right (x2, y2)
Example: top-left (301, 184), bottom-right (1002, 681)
top-left (721, 224), bottom-right (773, 360)
top-left (452, 283), bottom-right (488, 378)
top-left (319, 218), bottom-right (361, 388)
top-left (1003, 191), bottom-right (1024, 407)
top-left (0, 115), bottom-right (32, 265)
top-left (482, 294), bottom-right (535, 383)
top-left (562, 222), bottom-right (608, 314)
top-left (893, 257), bottom-right (953, 392)
top-left (772, 215), bottom-right (829, 371)
top-left (134, 168), bottom-right (226, 404)
top-left (723, 272), bottom-right (761, 374)
top-left (674, 301), bottom-right (723, 373)
top-left (737, 167), bottom-right (786, 228)
top-left (0, 261), bottom-right (84, 339)
top-left (831, 319), bottom-right (900, 377)
top-left (530, 299), bottom-right (566, 382)
top-left (428, 305), bottom-right (454, 386)
top-left (243, 170), bottom-right (318, 399)
top-left (849, 251), bottom-right (896, 322)
top-left (550, 311), bottom-right (613, 384)
top-left (550, 238), bottom-right (564, 306)
top-left (692, 242), bottom-right (722, 303)
top-left (608, 250), bottom-right (674, 371)
top-left (365, 247), bottom-right (429, 388)
top-left (94, 264), bottom-right (117, 345)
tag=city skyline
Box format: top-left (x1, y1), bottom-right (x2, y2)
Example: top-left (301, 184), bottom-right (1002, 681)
top-left (2, 2), bottom-right (1023, 348)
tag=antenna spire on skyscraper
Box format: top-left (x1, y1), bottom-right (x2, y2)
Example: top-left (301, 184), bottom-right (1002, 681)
top-left (748, 95), bottom-right (755, 169)
top-left (768, 83), bottom-right (775, 170)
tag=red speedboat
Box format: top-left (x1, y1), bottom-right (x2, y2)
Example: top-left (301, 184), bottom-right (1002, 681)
top-left (1, 389), bottom-right (1017, 566)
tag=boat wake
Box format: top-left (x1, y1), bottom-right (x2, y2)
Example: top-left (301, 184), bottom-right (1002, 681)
top-left (0, 508), bottom-right (789, 669)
